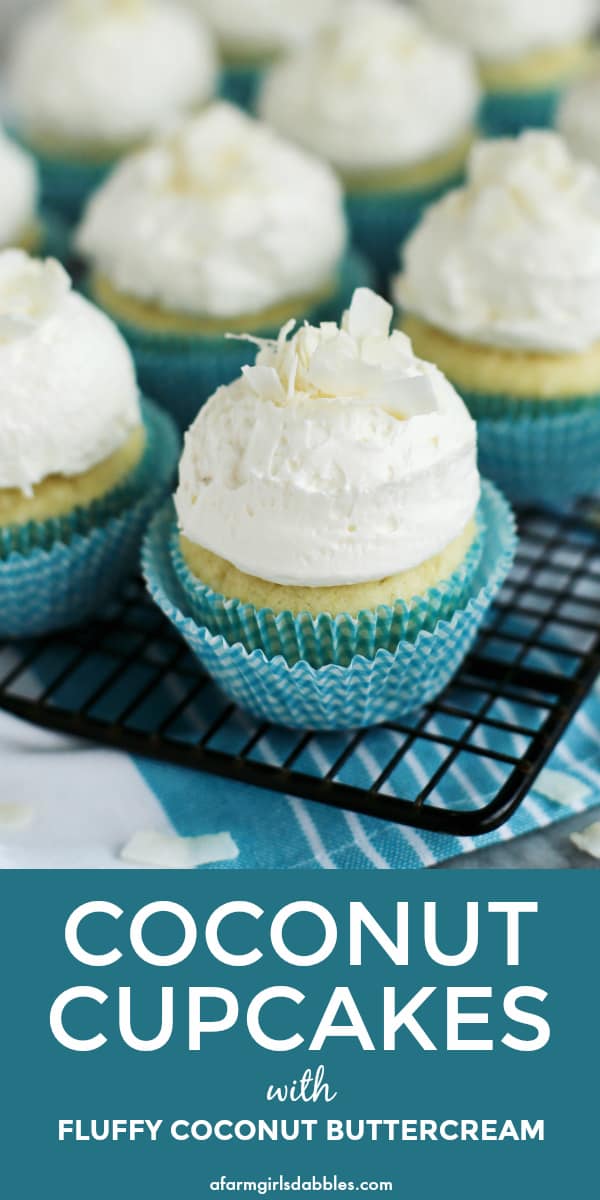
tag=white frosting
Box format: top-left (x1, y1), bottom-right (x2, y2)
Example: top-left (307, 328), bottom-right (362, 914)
top-left (9, 0), bottom-right (217, 147)
top-left (396, 131), bottom-right (600, 354)
top-left (0, 251), bottom-right (141, 495)
top-left (0, 127), bottom-right (38, 247)
top-left (76, 103), bottom-right (347, 319)
top-left (558, 75), bottom-right (600, 170)
top-left (415, 0), bottom-right (598, 64)
top-left (258, 0), bottom-right (479, 173)
top-left (175, 289), bottom-right (479, 588)
top-left (193, 0), bottom-right (341, 57)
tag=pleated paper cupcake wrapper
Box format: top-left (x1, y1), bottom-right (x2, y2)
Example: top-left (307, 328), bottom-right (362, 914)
top-left (345, 170), bottom-right (465, 285)
top-left (11, 131), bottom-right (113, 224)
top-left (0, 400), bottom-right (179, 639)
top-left (101, 249), bottom-right (373, 431)
top-left (40, 208), bottom-right (72, 268)
top-left (480, 87), bottom-right (562, 138)
top-left (219, 63), bottom-right (265, 112)
top-left (142, 480), bottom-right (516, 731)
top-left (168, 510), bottom-right (486, 670)
top-left (460, 387), bottom-right (600, 504)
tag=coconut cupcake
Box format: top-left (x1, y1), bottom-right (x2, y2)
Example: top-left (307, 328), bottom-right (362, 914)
top-left (395, 131), bottom-right (600, 504)
top-left (258, 0), bottom-right (480, 282)
top-left (193, 0), bottom-right (341, 111)
top-left (76, 102), bottom-right (370, 430)
top-left (143, 288), bottom-right (515, 731)
top-left (0, 249), bottom-right (178, 639)
top-left (558, 72), bottom-right (600, 168)
top-left (416, 0), bottom-right (598, 137)
top-left (8, 0), bottom-right (217, 222)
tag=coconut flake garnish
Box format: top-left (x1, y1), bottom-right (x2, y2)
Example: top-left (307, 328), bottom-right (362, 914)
top-left (231, 287), bottom-right (441, 419)
top-left (120, 830), bottom-right (239, 869)
top-left (0, 803), bottom-right (35, 831)
top-left (0, 252), bottom-right (70, 343)
top-left (533, 769), bottom-right (591, 810)
top-left (570, 822), bottom-right (600, 860)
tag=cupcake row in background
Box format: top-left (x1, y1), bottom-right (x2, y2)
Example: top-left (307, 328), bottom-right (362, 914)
top-left (4, 84), bottom-right (600, 508)
top-left (2, 0), bottom-right (600, 247)
top-left (0, 253), bottom-right (515, 729)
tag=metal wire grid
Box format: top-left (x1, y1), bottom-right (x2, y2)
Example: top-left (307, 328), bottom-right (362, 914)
top-left (1, 500), bottom-right (600, 837)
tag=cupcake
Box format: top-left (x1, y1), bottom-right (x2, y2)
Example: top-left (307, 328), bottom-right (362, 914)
top-left (0, 249), bottom-right (179, 639)
top-left (193, 0), bottom-right (341, 111)
top-left (258, 0), bottom-right (480, 282)
top-left (416, 0), bottom-right (598, 137)
top-left (558, 72), bottom-right (600, 167)
top-left (143, 288), bottom-right (516, 731)
top-left (7, 0), bottom-right (217, 222)
top-left (395, 131), bottom-right (600, 504)
top-left (76, 102), bottom-right (371, 431)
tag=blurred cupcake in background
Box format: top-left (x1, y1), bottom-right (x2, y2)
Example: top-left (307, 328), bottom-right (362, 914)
top-left (7, 0), bottom-right (217, 222)
top-left (395, 131), bottom-right (600, 504)
top-left (0, 124), bottom-right (39, 251)
top-left (416, 0), bottom-right (598, 137)
top-left (258, 0), bottom-right (480, 283)
top-left (0, 122), bottom-right (70, 262)
top-left (557, 72), bottom-right (600, 167)
top-left (0, 250), bottom-right (178, 639)
top-left (143, 287), bottom-right (516, 731)
top-left (192, 0), bottom-right (341, 111)
top-left (76, 102), bottom-right (371, 430)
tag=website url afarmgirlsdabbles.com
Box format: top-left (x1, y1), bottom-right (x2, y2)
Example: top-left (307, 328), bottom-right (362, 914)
top-left (209, 1178), bottom-right (393, 1195)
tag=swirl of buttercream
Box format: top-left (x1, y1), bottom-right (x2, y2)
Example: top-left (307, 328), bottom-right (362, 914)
top-left (175, 288), bottom-right (479, 588)
top-left (415, 0), bottom-right (598, 64)
top-left (395, 131), bottom-right (600, 354)
top-left (0, 251), bottom-right (140, 494)
top-left (258, 0), bottom-right (479, 174)
top-left (192, 0), bottom-right (341, 58)
top-left (8, 0), bottom-right (217, 148)
top-left (76, 103), bottom-right (347, 319)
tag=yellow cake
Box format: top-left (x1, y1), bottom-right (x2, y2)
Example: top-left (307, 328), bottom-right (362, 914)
top-left (480, 40), bottom-right (592, 93)
top-left (181, 520), bottom-right (477, 619)
top-left (1, 426), bottom-right (145, 527)
top-left (88, 271), bottom-right (337, 338)
top-left (402, 315), bottom-right (600, 401)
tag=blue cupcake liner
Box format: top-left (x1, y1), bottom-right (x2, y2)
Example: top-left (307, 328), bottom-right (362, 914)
top-left (168, 508), bottom-right (486, 669)
top-left (142, 480), bottom-right (516, 731)
top-left (460, 386), bottom-right (600, 504)
top-left (39, 207), bottom-right (73, 267)
top-left (89, 248), bottom-right (374, 431)
top-left (345, 169), bottom-right (465, 285)
top-left (0, 399), bottom-right (179, 639)
top-left (10, 128), bottom-right (113, 224)
top-left (219, 63), bottom-right (265, 112)
top-left (480, 87), bottom-right (563, 137)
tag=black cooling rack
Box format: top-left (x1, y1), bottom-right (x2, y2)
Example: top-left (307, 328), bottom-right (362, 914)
top-left (2, 499), bottom-right (600, 838)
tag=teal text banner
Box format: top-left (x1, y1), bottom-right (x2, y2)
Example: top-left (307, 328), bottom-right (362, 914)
top-left (0, 870), bottom-right (597, 1199)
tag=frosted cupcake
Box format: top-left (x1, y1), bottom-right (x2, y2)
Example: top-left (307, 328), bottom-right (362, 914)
top-left (76, 102), bottom-right (370, 430)
top-left (416, 0), bottom-right (598, 137)
top-left (395, 132), bottom-right (600, 504)
top-left (143, 288), bottom-right (516, 730)
top-left (0, 250), bottom-right (178, 638)
top-left (0, 126), bottom-right (40, 253)
top-left (258, 0), bottom-right (480, 281)
top-left (193, 0), bottom-right (341, 111)
top-left (558, 73), bottom-right (600, 167)
top-left (8, 0), bottom-right (217, 222)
